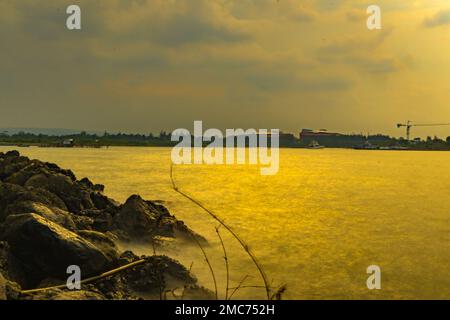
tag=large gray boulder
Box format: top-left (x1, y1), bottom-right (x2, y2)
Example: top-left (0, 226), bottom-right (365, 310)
top-left (1, 213), bottom-right (110, 287)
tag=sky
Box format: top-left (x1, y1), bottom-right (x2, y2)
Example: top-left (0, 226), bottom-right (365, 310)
top-left (1, 0), bottom-right (450, 138)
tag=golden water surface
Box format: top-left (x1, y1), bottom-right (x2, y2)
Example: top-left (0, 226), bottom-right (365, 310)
top-left (1, 146), bottom-right (450, 299)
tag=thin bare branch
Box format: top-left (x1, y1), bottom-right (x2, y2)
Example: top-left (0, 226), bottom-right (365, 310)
top-left (170, 164), bottom-right (271, 300)
top-left (215, 225), bottom-right (230, 300)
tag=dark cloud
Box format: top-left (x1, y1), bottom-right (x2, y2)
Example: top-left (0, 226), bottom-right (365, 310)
top-left (0, 0), bottom-right (429, 135)
top-left (345, 57), bottom-right (398, 74)
top-left (151, 15), bottom-right (250, 47)
top-left (423, 9), bottom-right (450, 28)
top-left (314, 0), bottom-right (345, 11)
top-left (315, 30), bottom-right (400, 74)
top-left (247, 70), bottom-right (352, 92)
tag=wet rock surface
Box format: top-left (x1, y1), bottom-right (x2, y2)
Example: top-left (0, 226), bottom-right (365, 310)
top-left (0, 151), bottom-right (210, 300)
top-left (2, 213), bottom-right (111, 288)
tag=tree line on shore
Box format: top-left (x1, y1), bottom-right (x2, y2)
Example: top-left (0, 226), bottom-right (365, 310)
top-left (0, 130), bottom-right (449, 150)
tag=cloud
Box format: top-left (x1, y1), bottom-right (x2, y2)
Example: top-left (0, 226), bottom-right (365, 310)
top-left (112, 0), bottom-right (251, 47)
top-left (346, 8), bottom-right (365, 23)
top-left (246, 68), bottom-right (352, 92)
top-left (0, 0), bottom-right (441, 135)
top-left (423, 9), bottom-right (450, 28)
top-left (344, 57), bottom-right (399, 74)
top-left (150, 15), bottom-right (249, 47)
top-left (227, 0), bottom-right (317, 22)
top-left (314, 0), bottom-right (346, 11)
top-left (80, 78), bottom-right (226, 99)
top-left (315, 30), bottom-right (401, 74)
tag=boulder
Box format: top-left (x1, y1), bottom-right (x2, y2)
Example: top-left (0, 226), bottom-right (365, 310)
top-left (93, 256), bottom-right (208, 300)
top-left (0, 182), bottom-right (68, 222)
top-left (1, 213), bottom-right (111, 288)
top-left (0, 241), bottom-right (26, 286)
top-left (71, 215), bottom-right (95, 230)
top-left (26, 289), bottom-right (105, 300)
top-left (3, 150), bottom-right (20, 158)
top-left (113, 195), bottom-right (204, 242)
top-left (79, 178), bottom-right (105, 192)
top-left (0, 273), bottom-right (7, 300)
top-left (76, 230), bottom-right (120, 262)
top-left (25, 173), bottom-right (95, 213)
top-left (3, 201), bottom-right (76, 230)
top-left (3, 159), bottom-right (46, 186)
top-left (113, 195), bottom-right (159, 239)
top-left (0, 151), bottom-right (209, 300)
top-left (91, 210), bottom-right (114, 232)
top-left (90, 192), bottom-right (118, 212)
top-left (0, 272), bottom-right (21, 300)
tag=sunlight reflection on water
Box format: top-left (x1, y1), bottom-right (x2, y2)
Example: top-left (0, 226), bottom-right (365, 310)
top-left (2, 146), bottom-right (450, 299)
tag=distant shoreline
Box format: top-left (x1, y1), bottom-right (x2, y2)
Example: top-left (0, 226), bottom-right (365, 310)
top-left (1, 143), bottom-right (449, 152)
top-left (1, 129), bottom-right (449, 151)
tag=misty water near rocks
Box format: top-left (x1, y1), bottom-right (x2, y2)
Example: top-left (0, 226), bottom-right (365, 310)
top-left (3, 146), bottom-right (449, 299)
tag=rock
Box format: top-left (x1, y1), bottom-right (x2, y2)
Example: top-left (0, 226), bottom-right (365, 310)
top-left (3, 159), bottom-right (45, 186)
top-left (0, 273), bottom-right (7, 300)
top-left (3, 201), bottom-right (76, 230)
top-left (0, 182), bottom-right (68, 222)
top-left (20, 186), bottom-right (68, 211)
top-left (4, 150), bottom-right (20, 158)
top-left (26, 289), bottom-right (105, 300)
top-left (117, 250), bottom-right (140, 266)
top-left (94, 255), bottom-right (206, 300)
top-left (25, 173), bottom-right (95, 213)
top-left (113, 195), bottom-right (202, 242)
top-left (0, 151), bottom-right (209, 300)
top-left (78, 209), bottom-right (114, 233)
top-left (92, 211), bottom-right (114, 232)
top-left (72, 215), bottom-right (95, 230)
top-left (79, 178), bottom-right (105, 192)
top-left (1, 213), bottom-right (111, 288)
top-left (44, 162), bottom-right (76, 181)
top-left (76, 230), bottom-right (120, 262)
top-left (113, 195), bottom-right (159, 239)
top-left (0, 272), bottom-right (21, 300)
top-left (0, 183), bottom-right (24, 221)
top-left (90, 192), bottom-right (118, 212)
top-left (0, 242), bottom-right (7, 275)
top-left (0, 160), bottom-right (31, 182)
top-left (0, 241), bottom-right (26, 286)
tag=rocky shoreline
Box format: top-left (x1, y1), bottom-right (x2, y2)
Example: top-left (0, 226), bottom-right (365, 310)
top-left (0, 150), bottom-right (212, 300)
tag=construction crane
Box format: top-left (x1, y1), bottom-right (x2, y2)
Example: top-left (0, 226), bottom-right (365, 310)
top-left (397, 121), bottom-right (450, 141)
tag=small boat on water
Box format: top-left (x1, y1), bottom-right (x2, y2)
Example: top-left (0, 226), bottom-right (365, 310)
top-left (353, 140), bottom-right (379, 150)
top-left (307, 140), bottom-right (325, 149)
